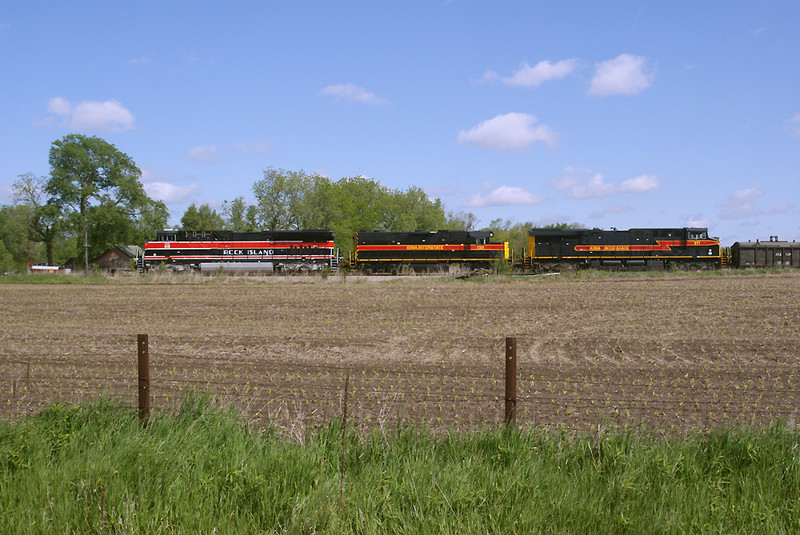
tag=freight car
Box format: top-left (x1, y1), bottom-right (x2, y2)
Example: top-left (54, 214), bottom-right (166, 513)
top-left (351, 230), bottom-right (509, 273)
top-left (730, 236), bottom-right (800, 268)
top-left (141, 229), bottom-right (338, 273)
top-left (524, 227), bottom-right (722, 272)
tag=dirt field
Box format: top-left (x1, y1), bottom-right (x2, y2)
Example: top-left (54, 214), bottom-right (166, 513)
top-left (2, 272), bottom-right (799, 434)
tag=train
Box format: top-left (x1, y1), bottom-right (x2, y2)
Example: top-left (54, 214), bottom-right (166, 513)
top-left (140, 229), bottom-right (338, 273)
top-left (139, 227), bottom-right (799, 273)
top-left (523, 227), bottom-right (722, 272)
top-left (351, 230), bottom-right (509, 274)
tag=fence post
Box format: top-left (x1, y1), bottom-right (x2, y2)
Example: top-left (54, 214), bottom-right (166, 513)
top-left (505, 336), bottom-right (517, 426)
top-left (137, 334), bottom-right (150, 425)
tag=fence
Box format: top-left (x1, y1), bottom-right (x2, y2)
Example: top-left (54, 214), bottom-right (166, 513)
top-left (5, 334), bottom-right (799, 434)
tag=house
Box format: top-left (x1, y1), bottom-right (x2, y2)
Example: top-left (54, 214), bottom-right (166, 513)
top-left (89, 245), bottom-right (143, 273)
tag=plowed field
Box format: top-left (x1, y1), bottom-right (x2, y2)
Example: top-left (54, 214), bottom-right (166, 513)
top-left (2, 273), bottom-right (799, 434)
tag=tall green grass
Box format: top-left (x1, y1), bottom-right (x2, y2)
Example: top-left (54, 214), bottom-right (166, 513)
top-left (1, 398), bottom-right (798, 533)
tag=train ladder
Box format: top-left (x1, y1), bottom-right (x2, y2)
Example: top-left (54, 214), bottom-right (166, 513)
top-left (330, 249), bottom-right (340, 272)
top-left (523, 250), bottom-right (533, 272)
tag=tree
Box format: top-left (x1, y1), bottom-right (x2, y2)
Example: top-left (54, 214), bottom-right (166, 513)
top-left (180, 203), bottom-right (224, 230)
top-left (0, 203), bottom-right (36, 272)
top-left (444, 210), bottom-right (478, 231)
top-left (132, 201), bottom-right (170, 244)
top-left (12, 172), bottom-right (62, 265)
top-left (221, 197), bottom-right (258, 231)
top-left (252, 167), bottom-right (308, 230)
top-left (47, 134), bottom-right (154, 275)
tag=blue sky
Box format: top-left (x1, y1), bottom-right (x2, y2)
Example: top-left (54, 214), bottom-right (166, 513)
top-left (1, 1), bottom-right (798, 245)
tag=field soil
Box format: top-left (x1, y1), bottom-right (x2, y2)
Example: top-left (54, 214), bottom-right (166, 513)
top-left (2, 272), bottom-right (799, 434)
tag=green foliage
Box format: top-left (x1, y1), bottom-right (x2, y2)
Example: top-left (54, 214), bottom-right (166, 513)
top-left (46, 134), bottom-right (167, 274)
top-left (251, 168), bottom-right (451, 255)
top-left (221, 196), bottom-right (258, 231)
top-left (482, 218), bottom-right (533, 257)
top-left (2, 399), bottom-right (799, 533)
top-left (12, 173), bottom-right (63, 265)
top-left (180, 202), bottom-right (225, 230)
top-left (0, 203), bottom-right (36, 271)
top-left (443, 209), bottom-right (478, 231)
top-left (483, 219), bottom-right (584, 258)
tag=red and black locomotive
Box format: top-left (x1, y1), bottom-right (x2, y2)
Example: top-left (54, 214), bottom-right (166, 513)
top-left (141, 229), bottom-right (337, 273)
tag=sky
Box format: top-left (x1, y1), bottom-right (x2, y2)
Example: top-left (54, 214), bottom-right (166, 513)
top-left (1, 1), bottom-right (799, 246)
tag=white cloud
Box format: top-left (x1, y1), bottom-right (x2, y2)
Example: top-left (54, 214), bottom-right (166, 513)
top-left (556, 168), bottom-right (660, 198)
top-left (588, 54), bottom-right (654, 96)
top-left (618, 174), bottom-right (661, 193)
top-left (719, 187), bottom-right (764, 219)
top-left (46, 97), bottom-right (136, 132)
top-left (457, 112), bottom-right (559, 152)
top-left (144, 181), bottom-right (200, 203)
top-left (568, 173), bottom-right (615, 199)
top-left (732, 187), bottom-right (763, 201)
top-left (786, 113), bottom-right (800, 138)
top-left (771, 202), bottom-right (793, 214)
top-left (234, 140), bottom-right (271, 154)
top-left (553, 167), bottom-right (591, 191)
top-left (686, 216), bottom-right (712, 228)
top-left (319, 83), bottom-right (389, 105)
top-left (482, 59), bottom-right (577, 87)
top-left (463, 184), bottom-right (546, 208)
top-left (188, 145), bottom-right (218, 164)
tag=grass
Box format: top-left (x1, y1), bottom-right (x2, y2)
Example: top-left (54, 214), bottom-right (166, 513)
top-left (2, 397), bottom-right (799, 534)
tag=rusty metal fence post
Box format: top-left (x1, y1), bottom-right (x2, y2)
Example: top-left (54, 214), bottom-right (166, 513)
top-left (137, 334), bottom-right (150, 424)
top-left (504, 336), bottom-right (517, 426)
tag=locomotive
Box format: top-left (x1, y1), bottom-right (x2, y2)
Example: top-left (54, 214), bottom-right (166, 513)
top-left (140, 229), bottom-right (338, 273)
top-left (351, 230), bottom-right (509, 273)
top-left (523, 227), bottom-right (722, 272)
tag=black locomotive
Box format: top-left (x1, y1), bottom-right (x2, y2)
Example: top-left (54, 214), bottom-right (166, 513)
top-left (351, 230), bottom-right (509, 273)
top-left (524, 227), bottom-right (722, 271)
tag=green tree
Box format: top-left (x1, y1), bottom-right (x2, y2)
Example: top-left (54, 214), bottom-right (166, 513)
top-left (444, 210), bottom-right (478, 231)
top-left (132, 201), bottom-right (170, 244)
top-left (180, 203), bottom-right (224, 230)
top-left (0, 203), bottom-right (37, 271)
top-left (221, 197), bottom-right (258, 231)
top-left (252, 167), bottom-right (308, 230)
top-left (299, 174), bottom-right (339, 229)
top-left (483, 219), bottom-right (535, 258)
top-left (47, 134), bottom-right (155, 275)
top-left (12, 172), bottom-right (63, 265)
top-left (249, 168), bottom-right (450, 255)
top-left (541, 222), bottom-right (583, 230)
top-left (383, 186), bottom-right (446, 231)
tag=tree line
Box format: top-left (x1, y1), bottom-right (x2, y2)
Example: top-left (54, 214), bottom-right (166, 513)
top-left (1, 134), bottom-right (576, 274)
